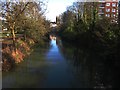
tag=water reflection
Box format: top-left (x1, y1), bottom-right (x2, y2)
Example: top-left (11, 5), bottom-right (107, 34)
top-left (46, 39), bottom-right (64, 61)
top-left (50, 39), bottom-right (59, 52)
top-left (44, 39), bottom-right (75, 88)
top-left (2, 37), bottom-right (119, 88)
top-left (45, 39), bottom-right (90, 88)
top-left (60, 41), bottom-right (119, 88)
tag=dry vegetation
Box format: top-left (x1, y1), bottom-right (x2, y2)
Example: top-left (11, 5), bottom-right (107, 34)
top-left (2, 38), bottom-right (34, 71)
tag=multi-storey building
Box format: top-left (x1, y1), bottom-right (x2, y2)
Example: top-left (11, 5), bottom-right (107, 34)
top-left (98, 0), bottom-right (118, 23)
top-left (118, 1), bottom-right (120, 24)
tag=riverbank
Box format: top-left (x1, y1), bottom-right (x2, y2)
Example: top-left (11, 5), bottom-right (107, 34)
top-left (60, 35), bottom-right (120, 80)
top-left (3, 38), bottom-right (87, 88)
top-left (58, 38), bottom-right (120, 88)
top-left (2, 37), bottom-right (120, 88)
top-left (2, 38), bottom-right (35, 71)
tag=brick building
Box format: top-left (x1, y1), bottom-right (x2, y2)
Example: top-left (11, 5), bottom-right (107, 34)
top-left (98, 0), bottom-right (119, 23)
top-left (118, 1), bottom-right (120, 24)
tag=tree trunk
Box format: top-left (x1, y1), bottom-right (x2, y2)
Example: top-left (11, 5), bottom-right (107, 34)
top-left (24, 31), bottom-right (26, 42)
top-left (92, 2), bottom-right (96, 31)
top-left (11, 22), bottom-right (16, 52)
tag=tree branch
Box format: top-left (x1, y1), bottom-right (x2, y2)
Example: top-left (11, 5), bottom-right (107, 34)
top-left (15, 2), bottom-right (30, 20)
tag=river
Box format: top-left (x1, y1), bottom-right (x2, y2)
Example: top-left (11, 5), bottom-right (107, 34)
top-left (2, 38), bottom-right (119, 88)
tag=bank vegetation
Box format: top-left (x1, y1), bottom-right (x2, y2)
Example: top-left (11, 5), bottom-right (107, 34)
top-left (0, 1), bottom-right (50, 71)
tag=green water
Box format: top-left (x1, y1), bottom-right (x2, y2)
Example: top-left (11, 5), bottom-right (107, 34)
top-left (2, 39), bottom-right (119, 88)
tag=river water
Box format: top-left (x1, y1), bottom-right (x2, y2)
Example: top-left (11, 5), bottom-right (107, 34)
top-left (2, 38), bottom-right (119, 88)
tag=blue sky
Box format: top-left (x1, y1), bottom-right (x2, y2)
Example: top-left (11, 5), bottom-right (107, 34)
top-left (45, 0), bottom-right (76, 22)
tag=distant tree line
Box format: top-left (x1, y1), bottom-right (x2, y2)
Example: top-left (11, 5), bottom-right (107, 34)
top-left (57, 1), bottom-right (120, 54)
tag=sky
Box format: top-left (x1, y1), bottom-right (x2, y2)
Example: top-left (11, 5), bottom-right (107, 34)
top-left (45, 0), bottom-right (120, 22)
top-left (45, 0), bottom-right (76, 22)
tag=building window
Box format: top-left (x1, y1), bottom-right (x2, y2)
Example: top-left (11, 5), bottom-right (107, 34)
top-left (99, 4), bottom-right (105, 7)
top-left (106, 14), bottom-right (110, 17)
top-left (99, 14), bottom-right (104, 18)
top-left (99, 9), bottom-right (104, 13)
top-left (112, 8), bottom-right (116, 12)
top-left (112, 3), bottom-right (116, 7)
top-left (117, 4), bottom-right (118, 7)
top-left (112, 14), bottom-right (116, 17)
top-left (106, 3), bottom-right (110, 6)
top-left (99, 14), bottom-right (102, 17)
top-left (106, 8), bottom-right (110, 12)
top-left (112, 0), bottom-right (117, 2)
top-left (99, 0), bottom-right (105, 2)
